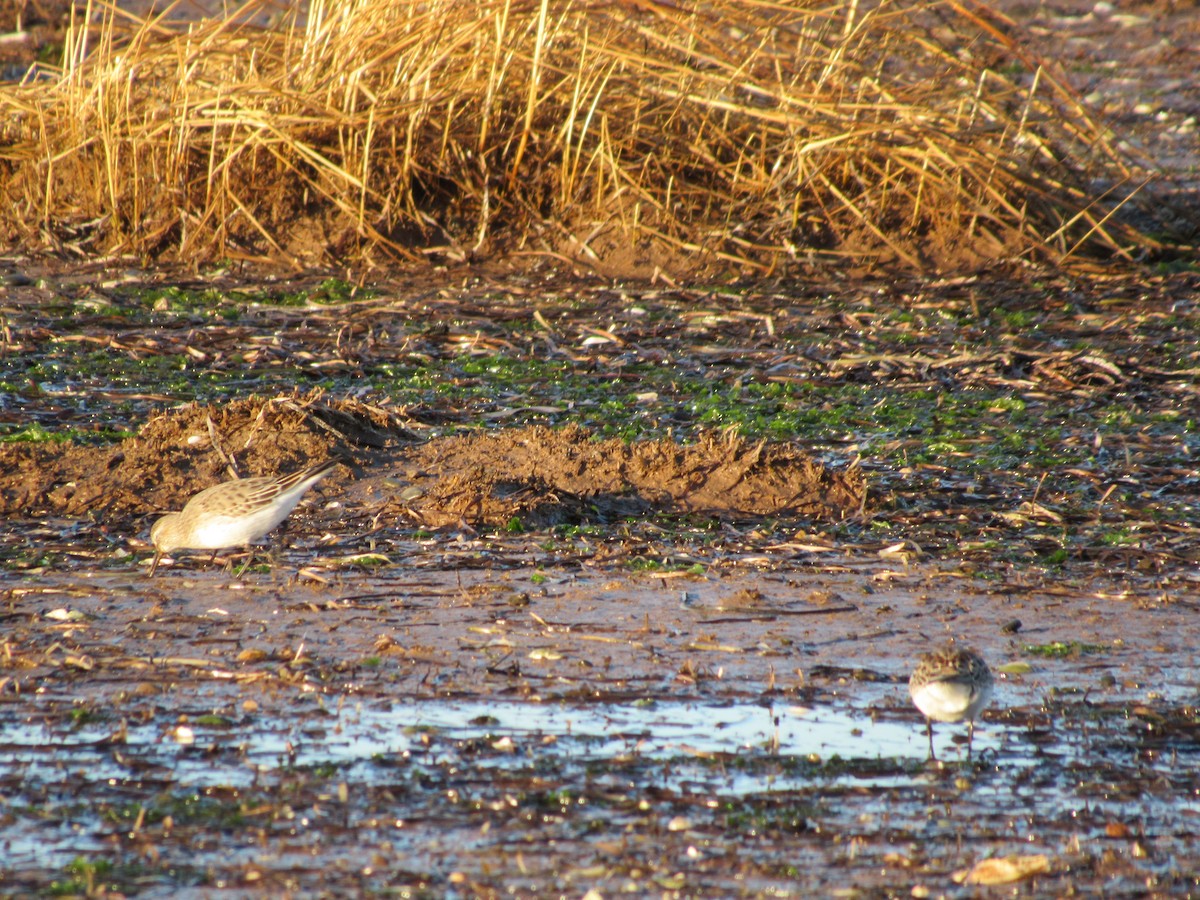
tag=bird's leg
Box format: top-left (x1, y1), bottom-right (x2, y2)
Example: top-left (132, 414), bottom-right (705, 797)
top-left (967, 721), bottom-right (975, 760)
top-left (926, 720), bottom-right (935, 760)
top-left (233, 548), bottom-right (256, 578)
top-left (268, 544), bottom-right (282, 585)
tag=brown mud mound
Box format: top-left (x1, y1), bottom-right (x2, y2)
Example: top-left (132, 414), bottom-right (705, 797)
top-left (1, 404), bottom-right (864, 531)
top-left (0, 393), bottom-right (397, 519)
top-left (404, 425), bottom-right (865, 528)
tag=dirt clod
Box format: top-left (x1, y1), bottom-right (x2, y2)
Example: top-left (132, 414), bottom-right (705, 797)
top-left (1, 405), bottom-right (863, 530)
top-left (405, 424), bottom-right (864, 528)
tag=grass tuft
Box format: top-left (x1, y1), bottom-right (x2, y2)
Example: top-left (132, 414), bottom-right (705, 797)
top-left (0, 0), bottom-right (1154, 270)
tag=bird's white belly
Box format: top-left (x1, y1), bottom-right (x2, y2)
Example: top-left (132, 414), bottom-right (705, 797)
top-left (190, 501), bottom-right (299, 549)
top-left (912, 680), bottom-right (991, 723)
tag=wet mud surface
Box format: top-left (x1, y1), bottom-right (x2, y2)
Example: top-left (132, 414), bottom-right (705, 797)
top-left (1, 263), bottom-right (1198, 896)
top-left (1, 0), bottom-right (1199, 888)
top-left (3, 559), bottom-right (1199, 897)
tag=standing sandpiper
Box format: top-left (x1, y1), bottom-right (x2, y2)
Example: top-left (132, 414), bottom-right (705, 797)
top-left (908, 646), bottom-right (994, 759)
top-left (149, 459), bottom-right (340, 576)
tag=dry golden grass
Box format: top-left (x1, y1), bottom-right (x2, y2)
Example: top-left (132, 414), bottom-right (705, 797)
top-left (0, 0), bottom-right (1154, 272)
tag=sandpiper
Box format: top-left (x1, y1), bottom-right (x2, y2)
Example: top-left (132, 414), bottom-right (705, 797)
top-left (908, 645), bottom-right (994, 759)
top-left (149, 459), bottom-right (340, 576)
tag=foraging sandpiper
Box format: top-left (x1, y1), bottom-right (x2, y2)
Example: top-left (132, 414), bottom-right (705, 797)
top-left (149, 459), bottom-right (340, 575)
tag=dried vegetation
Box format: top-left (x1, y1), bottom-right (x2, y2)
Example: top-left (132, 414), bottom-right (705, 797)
top-left (0, 0), bottom-right (1155, 271)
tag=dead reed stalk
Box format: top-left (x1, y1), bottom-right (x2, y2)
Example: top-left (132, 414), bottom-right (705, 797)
top-left (0, 0), bottom-right (1153, 271)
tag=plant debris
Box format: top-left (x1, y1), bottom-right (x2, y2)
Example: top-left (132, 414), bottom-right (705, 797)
top-left (0, 0), bottom-right (1172, 270)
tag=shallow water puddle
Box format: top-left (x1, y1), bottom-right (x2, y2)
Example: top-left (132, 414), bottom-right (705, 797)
top-left (0, 698), bottom-right (997, 865)
top-left (0, 697), bottom-right (966, 786)
top-left (5, 686), bottom-right (1196, 891)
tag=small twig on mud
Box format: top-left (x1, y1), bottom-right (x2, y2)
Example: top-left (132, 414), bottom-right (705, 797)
top-left (1096, 483), bottom-right (1119, 511)
top-left (206, 414), bottom-right (238, 477)
top-left (1031, 470), bottom-right (1048, 505)
top-left (700, 605), bottom-right (857, 624)
top-left (242, 399), bottom-right (277, 454)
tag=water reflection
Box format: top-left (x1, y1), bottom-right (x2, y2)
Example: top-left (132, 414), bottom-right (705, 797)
top-left (0, 697), bottom-right (995, 793)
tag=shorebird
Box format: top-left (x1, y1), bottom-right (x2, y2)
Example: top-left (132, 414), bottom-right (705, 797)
top-left (909, 645), bottom-right (994, 759)
top-left (149, 459), bottom-right (340, 576)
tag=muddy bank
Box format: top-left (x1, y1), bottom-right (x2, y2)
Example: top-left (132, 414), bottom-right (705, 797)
top-left (0, 396), bottom-right (866, 532)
